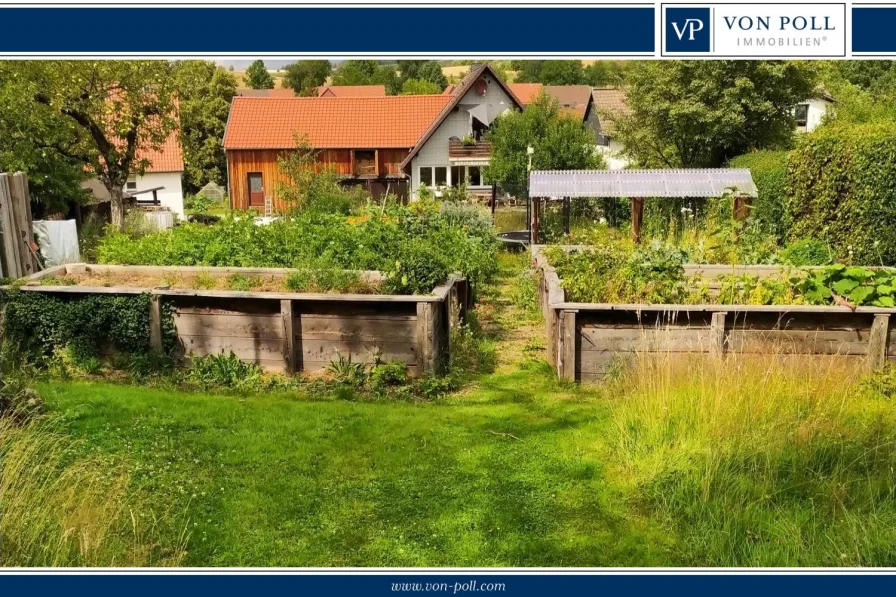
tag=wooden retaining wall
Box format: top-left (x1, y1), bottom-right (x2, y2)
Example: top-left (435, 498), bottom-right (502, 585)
top-left (532, 246), bottom-right (896, 382)
top-left (11, 264), bottom-right (470, 376)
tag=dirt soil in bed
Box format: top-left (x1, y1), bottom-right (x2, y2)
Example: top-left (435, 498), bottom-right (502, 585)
top-left (36, 271), bottom-right (383, 295)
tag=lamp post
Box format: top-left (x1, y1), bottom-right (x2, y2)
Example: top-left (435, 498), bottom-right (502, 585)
top-left (526, 146), bottom-right (534, 242)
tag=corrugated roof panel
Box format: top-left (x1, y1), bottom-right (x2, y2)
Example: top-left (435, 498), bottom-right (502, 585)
top-left (529, 169), bottom-right (758, 198)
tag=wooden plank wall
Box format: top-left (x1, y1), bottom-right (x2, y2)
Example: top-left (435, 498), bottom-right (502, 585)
top-left (534, 248), bottom-right (896, 383)
top-left (0, 172), bottom-right (40, 278)
top-left (167, 294), bottom-right (453, 376)
top-left (228, 148), bottom-right (410, 212)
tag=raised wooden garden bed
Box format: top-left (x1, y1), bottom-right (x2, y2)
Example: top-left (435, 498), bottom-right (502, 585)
top-left (533, 246), bottom-right (896, 382)
top-left (10, 264), bottom-right (470, 376)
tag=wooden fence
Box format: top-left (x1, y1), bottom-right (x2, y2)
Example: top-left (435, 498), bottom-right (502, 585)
top-left (13, 264), bottom-right (471, 376)
top-left (0, 172), bottom-right (40, 278)
top-left (533, 245), bottom-right (896, 382)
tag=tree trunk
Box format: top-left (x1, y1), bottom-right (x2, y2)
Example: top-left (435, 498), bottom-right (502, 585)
top-left (108, 185), bottom-right (126, 231)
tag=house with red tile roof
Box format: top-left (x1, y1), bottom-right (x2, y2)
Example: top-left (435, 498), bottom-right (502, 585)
top-left (223, 95), bottom-right (450, 210)
top-left (223, 64), bottom-right (524, 210)
top-left (81, 128), bottom-right (186, 216)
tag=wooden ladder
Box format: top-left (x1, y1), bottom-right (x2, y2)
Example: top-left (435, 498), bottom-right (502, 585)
top-left (264, 194), bottom-right (273, 218)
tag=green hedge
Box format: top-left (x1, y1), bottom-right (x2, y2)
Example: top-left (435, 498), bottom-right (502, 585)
top-left (728, 150), bottom-right (789, 238)
top-left (787, 123), bottom-right (896, 265)
top-left (2, 291), bottom-right (174, 362)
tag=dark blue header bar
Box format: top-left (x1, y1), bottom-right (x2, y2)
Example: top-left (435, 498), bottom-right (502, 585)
top-left (853, 6), bottom-right (896, 54)
top-left (0, 7), bottom-right (655, 55)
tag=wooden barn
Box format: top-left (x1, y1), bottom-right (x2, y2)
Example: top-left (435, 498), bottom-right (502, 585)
top-left (223, 95), bottom-right (450, 211)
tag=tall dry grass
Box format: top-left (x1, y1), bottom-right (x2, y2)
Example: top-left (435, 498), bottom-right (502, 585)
top-left (0, 416), bottom-right (188, 566)
top-left (604, 352), bottom-right (896, 566)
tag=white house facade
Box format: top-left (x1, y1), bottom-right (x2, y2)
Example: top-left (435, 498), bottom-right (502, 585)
top-left (403, 64), bottom-right (523, 199)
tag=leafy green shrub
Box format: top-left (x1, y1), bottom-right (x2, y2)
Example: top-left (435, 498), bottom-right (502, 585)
top-left (97, 203), bottom-right (498, 294)
top-left (187, 352), bottom-right (263, 389)
top-left (780, 237), bottom-right (833, 266)
top-left (326, 353), bottom-right (367, 386)
top-left (370, 362), bottom-right (408, 388)
top-left (729, 150), bottom-right (789, 238)
top-left (792, 264), bottom-right (896, 307)
top-left (382, 238), bottom-right (452, 295)
top-left (787, 123), bottom-right (896, 264)
top-left (545, 244), bottom-right (689, 304)
top-left (3, 291), bottom-right (155, 362)
top-left (185, 194), bottom-right (214, 214)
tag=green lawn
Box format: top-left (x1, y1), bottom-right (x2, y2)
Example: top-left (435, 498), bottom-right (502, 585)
top-left (25, 254), bottom-right (896, 567)
top-left (38, 369), bottom-right (670, 566)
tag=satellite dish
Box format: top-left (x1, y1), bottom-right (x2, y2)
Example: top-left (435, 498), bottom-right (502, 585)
top-left (474, 79), bottom-right (488, 96)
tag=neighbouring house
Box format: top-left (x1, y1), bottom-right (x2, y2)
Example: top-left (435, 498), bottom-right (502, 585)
top-left (81, 128), bottom-right (186, 217)
top-left (404, 64), bottom-right (524, 199)
top-left (236, 89), bottom-right (297, 98)
top-left (236, 86), bottom-right (388, 99)
top-left (223, 64), bottom-right (524, 210)
top-left (794, 89), bottom-right (835, 133)
top-left (591, 87), bottom-right (632, 170)
top-left (509, 83), bottom-right (599, 136)
top-left (223, 95), bottom-right (451, 210)
top-left (591, 87), bottom-right (834, 170)
top-left (317, 85), bottom-right (386, 97)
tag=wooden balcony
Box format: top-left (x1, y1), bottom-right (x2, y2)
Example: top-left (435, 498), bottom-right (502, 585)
top-left (448, 139), bottom-right (492, 160)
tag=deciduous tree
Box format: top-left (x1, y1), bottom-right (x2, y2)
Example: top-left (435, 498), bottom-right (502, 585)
top-left (174, 61), bottom-right (237, 193)
top-left (2, 61), bottom-right (178, 229)
top-left (485, 93), bottom-right (603, 199)
top-left (245, 60), bottom-right (275, 89)
top-left (283, 60), bottom-right (331, 96)
top-left (614, 60), bottom-right (818, 168)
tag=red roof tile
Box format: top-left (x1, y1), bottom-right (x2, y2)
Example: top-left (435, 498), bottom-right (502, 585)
top-left (317, 85), bottom-right (387, 97)
top-left (509, 83), bottom-right (544, 105)
top-left (223, 95), bottom-right (452, 150)
top-left (137, 129), bottom-right (184, 172)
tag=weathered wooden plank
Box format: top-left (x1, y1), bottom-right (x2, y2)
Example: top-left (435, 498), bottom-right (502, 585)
top-left (710, 312), bottom-right (727, 356)
top-left (178, 335), bottom-right (283, 359)
top-left (173, 312), bottom-right (283, 338)
top-left (10, 172), bottom-right (38, 274)
top-left (580, 326), bottom-right (714, 353)
top-left (725, 329), bottom-right (870, 355)
top-left (298, 339), bottom-right (418, 366)
top-left (556, 302), bottom-right (896, 315)
top-left (298, 315), bottom-right (415, 342)
top-left (868, 314), bottom-right (890, 371)
top-left (558, 310), bottom-right (577, 381)
top-left (281, 300), bottom-right (295, 374)
top-left (0, 174), bottom-right (21, 278)
top-left (149, 295), bottom-right (163, 352)
top-left (578, 351), bottom-right (618, 378)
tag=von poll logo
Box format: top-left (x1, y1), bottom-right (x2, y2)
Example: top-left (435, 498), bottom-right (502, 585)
top-left (663, 4), bottom-right (847, 57)
top-left (666, 7), bottom-right (710, 52)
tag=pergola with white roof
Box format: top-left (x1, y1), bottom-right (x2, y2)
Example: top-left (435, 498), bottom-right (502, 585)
top-left (526, 169), bottom-right (759, 244)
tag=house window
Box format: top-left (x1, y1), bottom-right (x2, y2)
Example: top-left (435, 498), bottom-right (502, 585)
top-left (468, 166), bottom-right (482, 186)
top-left (451, 166), bottom-right (465, 187)
top-left (794, 104), bottom-right (809, 127)
top-left (597, 133), bottom-right (610, 147)
top-left (126, 180), bottom-right (138, 192)
top-left (434, 167), bottom-right (447, 186)
top-left (420, 167), bottom-right (433, 186)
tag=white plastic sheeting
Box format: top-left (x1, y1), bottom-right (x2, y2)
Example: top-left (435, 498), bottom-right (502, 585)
top-left (33, 219), bottom-right (80, 266)
top-left (528, 169), bottom-right (759, 198)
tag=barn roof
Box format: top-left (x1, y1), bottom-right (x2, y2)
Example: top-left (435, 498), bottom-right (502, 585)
top-left (529, 169), bottom-right (758, 198)
top-left (223, 95), bottom-right (452, 150)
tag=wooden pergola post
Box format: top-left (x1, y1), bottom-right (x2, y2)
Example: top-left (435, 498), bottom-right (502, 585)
top-left (631, 197), bottom-right (645, 244)
top-left (529, 196), bottom-right (541, 245)
top-left (733, 193), bottom-right (752, 221)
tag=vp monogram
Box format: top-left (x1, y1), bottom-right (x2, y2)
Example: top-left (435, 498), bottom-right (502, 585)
top-left (671, 18), bottom-right (705, 41)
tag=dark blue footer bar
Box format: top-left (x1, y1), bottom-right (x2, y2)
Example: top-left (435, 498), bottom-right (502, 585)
top-left (4, 574), bottom-right (896, 597)
top-left (0, 7), bottom-right (655, 55)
